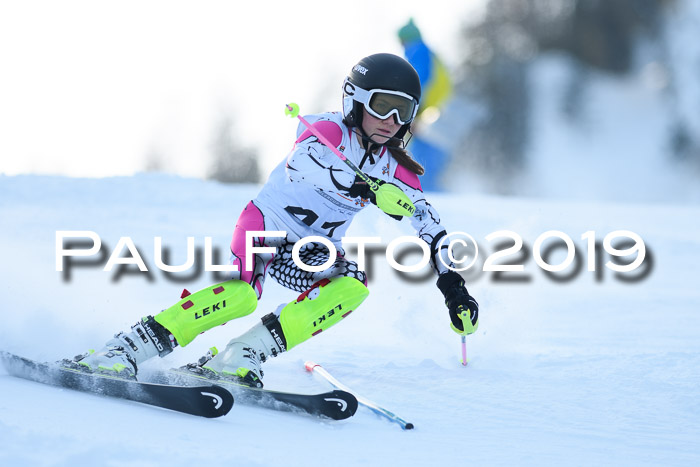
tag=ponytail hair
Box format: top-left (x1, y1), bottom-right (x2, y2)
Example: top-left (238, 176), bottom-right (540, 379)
top-left (387, 140), bottom-right (425, 176)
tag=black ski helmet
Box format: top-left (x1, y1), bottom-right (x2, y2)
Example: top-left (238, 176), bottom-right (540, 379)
top-left (342, 53), bottom-right (421, 142)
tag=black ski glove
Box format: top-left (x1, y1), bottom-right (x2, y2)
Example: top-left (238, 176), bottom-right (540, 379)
top-left (347, 175), bottom-right (402, 220)
top-left (436, 271), bottom-right (479, 335)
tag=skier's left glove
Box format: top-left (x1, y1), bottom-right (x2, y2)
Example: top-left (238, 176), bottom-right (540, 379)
top-left (348, 175), bottom-right (402, 220)
top-left (436, 271), bottom-right (479, 335)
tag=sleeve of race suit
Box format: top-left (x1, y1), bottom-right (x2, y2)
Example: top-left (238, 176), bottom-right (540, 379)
top-left (412, 200), bottom-right (454, 275)
top-left (285, 119), bottom-right (356, 194)
top-left (391, 167), bottom-right (454, 275)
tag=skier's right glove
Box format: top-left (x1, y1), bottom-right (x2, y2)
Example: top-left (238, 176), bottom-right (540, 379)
top-left (436, 271), bottom-right (479, 335)
top-left (348, 174), bottom-right (379, 201)
top-left (347, 174), bottom-right (414, 220)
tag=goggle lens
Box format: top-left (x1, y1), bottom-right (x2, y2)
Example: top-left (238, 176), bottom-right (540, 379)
top-left (367, 92), bottom-right (417, 124)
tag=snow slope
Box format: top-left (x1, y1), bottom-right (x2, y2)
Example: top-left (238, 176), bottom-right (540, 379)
top-left (1, 174), bottom-right (699, 466)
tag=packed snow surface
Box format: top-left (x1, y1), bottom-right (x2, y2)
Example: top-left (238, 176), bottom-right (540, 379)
top-left (1, 174), bottom-right (698, 466)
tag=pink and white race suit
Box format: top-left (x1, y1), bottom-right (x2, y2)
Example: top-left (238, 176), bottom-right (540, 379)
top-left (230, 111), bottom-right (453, 298)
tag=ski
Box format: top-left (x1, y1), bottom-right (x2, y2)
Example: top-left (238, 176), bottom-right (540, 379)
top-left (146, 368), bottom-right (358, 421)
top-left (0, 351), bottom-right (233, 418)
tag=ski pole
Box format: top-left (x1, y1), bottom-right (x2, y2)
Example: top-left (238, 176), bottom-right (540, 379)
top-left (284, 103), bottom-right (415, 219)
top-left (285, 103), bottom-right (380, 190)
top-left (458, 308), bottom-right (472, 366)
top-left (304, 361), bottom-right (414, 430)
top-left (461, 335), bottom-right (468, 366)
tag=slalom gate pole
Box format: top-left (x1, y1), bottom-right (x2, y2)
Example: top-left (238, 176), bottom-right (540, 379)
top-left (305, 361), bottom-right (414, 430)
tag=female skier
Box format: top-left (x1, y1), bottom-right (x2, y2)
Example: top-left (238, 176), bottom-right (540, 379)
top-left (70, 53), bottom-right (479, 387)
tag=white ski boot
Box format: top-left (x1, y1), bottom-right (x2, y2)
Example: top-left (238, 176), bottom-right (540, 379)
top-left (69, 316), bottom-right (175, 379)
top-left (183, 313), bottom-right (285, 388)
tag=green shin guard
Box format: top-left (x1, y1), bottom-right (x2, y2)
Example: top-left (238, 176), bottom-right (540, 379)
top-left (154, 280), bottom-right (257, 347)
top-left (278, 277), bottom-right (369, 351)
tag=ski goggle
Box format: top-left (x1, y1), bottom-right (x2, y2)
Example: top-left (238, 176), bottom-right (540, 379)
top-left (343, 79), bottom-right (419, 125)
